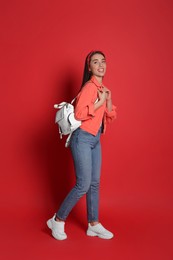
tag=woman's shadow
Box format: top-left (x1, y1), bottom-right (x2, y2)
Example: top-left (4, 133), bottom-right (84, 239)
top-left (29, 70), bottom-right (85, 234)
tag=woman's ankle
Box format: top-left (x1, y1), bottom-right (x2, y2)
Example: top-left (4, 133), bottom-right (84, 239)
top-left (55, 216), bottom-right (64, 222)
top-left (89, 221), bottom-right (99, 226)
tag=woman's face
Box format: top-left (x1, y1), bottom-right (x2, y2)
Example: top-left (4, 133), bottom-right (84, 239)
top-left (89, 53), bottom-right (106, 79)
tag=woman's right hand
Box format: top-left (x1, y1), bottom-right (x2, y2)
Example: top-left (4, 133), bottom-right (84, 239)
top-left (98, 89), bottom-right (107, 103)
top-left (94, 89), bottom-right (108, 111)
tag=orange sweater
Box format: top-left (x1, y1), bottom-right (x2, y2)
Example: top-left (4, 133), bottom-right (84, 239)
top-left (74, 76), bottom-right (116, 136)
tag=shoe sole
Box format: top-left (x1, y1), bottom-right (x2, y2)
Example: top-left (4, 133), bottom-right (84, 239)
top-left (87, 230), bottom-right (114, 239)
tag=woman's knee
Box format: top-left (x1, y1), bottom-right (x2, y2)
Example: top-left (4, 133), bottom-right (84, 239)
top-left (75, 182), bottom-right (90, 195)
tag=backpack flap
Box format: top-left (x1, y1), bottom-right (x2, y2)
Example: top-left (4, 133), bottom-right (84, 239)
top-left (55, 107), bottom-right (64, 123)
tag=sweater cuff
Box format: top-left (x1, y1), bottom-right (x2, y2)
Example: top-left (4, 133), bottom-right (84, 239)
top-left (105, 105), bottom-right (116, 117)
top-left (88, 104), bottom-right (95, 117)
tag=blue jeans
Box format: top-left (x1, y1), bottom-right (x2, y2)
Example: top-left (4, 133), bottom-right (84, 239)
top-left (56, 127), bottom-right (102, 222)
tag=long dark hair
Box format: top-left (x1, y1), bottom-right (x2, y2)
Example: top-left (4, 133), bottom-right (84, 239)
top-left (80, 50), bottom-right (105, 89)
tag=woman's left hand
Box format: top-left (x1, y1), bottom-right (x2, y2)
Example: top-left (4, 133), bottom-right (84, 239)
top-left (103, 87), bottom-right (111, 101)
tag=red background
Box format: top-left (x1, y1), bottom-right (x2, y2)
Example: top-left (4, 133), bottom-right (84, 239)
top-left (0, 0), bottom-right (173, 259)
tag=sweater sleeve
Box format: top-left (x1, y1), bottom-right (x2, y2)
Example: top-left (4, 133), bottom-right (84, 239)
top-left (74, 83), bottom-right (97, 121)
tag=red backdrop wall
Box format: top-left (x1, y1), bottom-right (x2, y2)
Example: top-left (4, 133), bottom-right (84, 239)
top-left (0, 0), bottom-right (173, 259)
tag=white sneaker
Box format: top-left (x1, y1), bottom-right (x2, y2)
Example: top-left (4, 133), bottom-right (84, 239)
top-left (47, 214), bottom-right (67, 240)
top-left (87, 223), bottom-right (114, 239)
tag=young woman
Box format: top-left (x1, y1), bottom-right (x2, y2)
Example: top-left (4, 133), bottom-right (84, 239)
top-left (47, 50), bottom-right (116, 240)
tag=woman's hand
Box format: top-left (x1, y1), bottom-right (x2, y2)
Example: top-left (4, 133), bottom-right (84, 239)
top-left (95, 87), bottom-right (112, 111)
top-left (98, 89), bottom-right (107, 103)
top-left (102, 87), bottom-right (112, 112)
top-left (103, 87), bottom-right (111, 100)
top-left (98, 87), bottom-right (111, 101)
